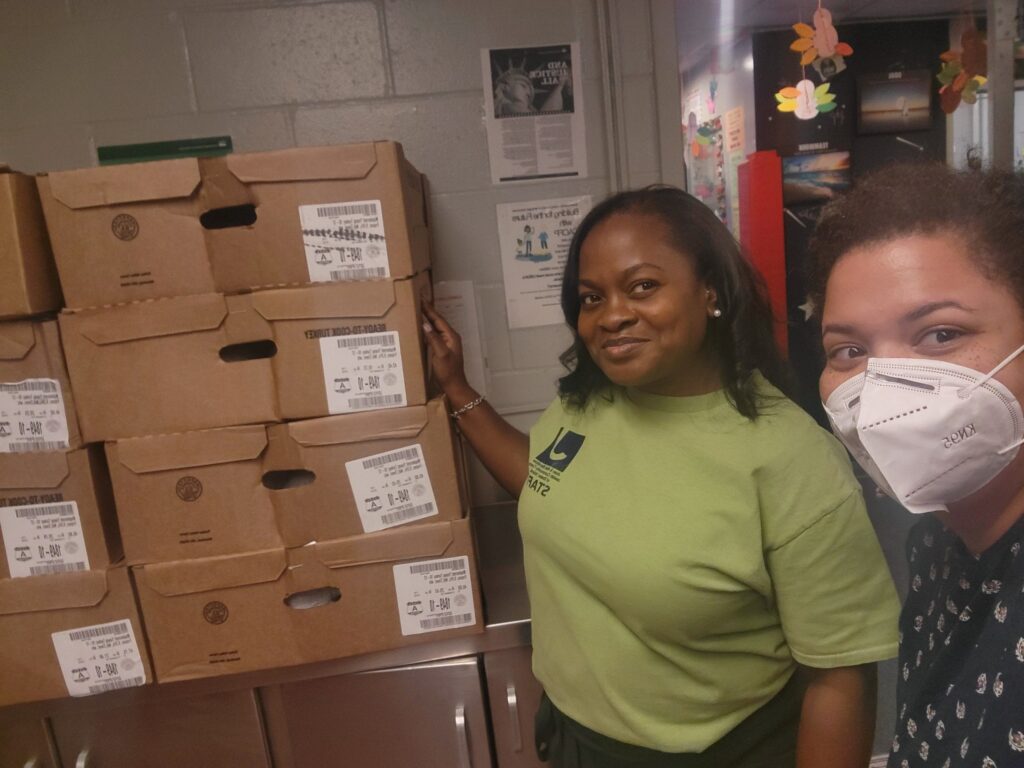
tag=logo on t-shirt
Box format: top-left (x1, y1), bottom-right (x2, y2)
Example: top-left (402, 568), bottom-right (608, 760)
top-left (535, 428), bottom-right (586, 471)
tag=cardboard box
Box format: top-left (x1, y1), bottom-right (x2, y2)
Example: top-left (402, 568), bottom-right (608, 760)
top-left (59, 293), bottom-right (278, 442)
top-left (133, 518), bottom-right (482, 682)
top-left (0, 166), bottom-right (62, 319)
top-left (257, 271), bottom-right (431, 421)
top-left (201, 141), bottom-right (430, 291)
top-left (60, 273), bottom-right (431, 442)
top-left (37, 158), bottom-right (212, 309)
top-left (106, 425), bottom-right (280, 565)
top-left (0, 566), bottom-right (152, 706)
top-left (0, 446), bottom-right (121, 578)
top-left (0, 319), bottom-right (82, 451)
top-left (265, 397), bottom-right (464, 547)
top-left (37, 143), bottom-right (430, 309)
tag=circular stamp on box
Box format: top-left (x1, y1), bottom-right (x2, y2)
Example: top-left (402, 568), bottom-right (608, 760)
top-left (203, 601), bottom-right (229, 625)
top-left (111, 213), bottom-right (139, 241)
top-left (176, 476), bottom-right (203, 502)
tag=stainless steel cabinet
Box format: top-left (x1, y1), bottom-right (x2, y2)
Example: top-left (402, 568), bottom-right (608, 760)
top-left (262, 656), bottom-right (493, 768)
top-left (484, 646), bottom-right (545, 768)
top-left (0, 707), bottom-right (57, 768)
top-left (47, 689), bottom-right (270, 768)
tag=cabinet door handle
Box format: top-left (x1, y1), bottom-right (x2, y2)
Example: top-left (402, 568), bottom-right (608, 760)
top-left (455, 704), bottom-right (472, 768)
top-left (75, 750), bottom-right (90, 768)
top-left (506, 684), bottom-right (522, 752)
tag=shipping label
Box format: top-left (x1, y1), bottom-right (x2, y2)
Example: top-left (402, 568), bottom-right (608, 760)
top-left (0, 379), bottom-right (70, 453)
top-left (393, 556), bottom-right (476, 636)
top-left (320, 331), bottom-right (406, 414)
top-left (0, 501), bottom-right (90, 578)
top-left (346, 443), bottom-right (439, 533)
top-left (51, 620), bottom-right (146, 697)
top-left (299, 199), bottom-right (391, 282)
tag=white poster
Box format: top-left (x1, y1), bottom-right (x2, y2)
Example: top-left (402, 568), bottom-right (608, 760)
top-left (482, 43), bottom-right (588, 183)
top-left (432, 281), bottom-right (487, 396)
top-left (496, 196), bottom-right (591, 330)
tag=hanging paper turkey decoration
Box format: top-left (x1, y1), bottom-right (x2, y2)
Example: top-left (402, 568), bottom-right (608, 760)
top-left (937, 25), bottom-right (987, 113)
top-left (776, 79), bottom-right (838, 119)
top-left (791, 6), bottom-right (853, 66)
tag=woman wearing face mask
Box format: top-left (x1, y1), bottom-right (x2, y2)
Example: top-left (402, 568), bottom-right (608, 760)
top-left (423, 186), bottom-right (899, 768)
top-left (811, 164), bottom-right (1024, 767)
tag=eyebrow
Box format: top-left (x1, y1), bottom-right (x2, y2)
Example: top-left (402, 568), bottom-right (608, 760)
top-left (821, 300), bottom-right (977, 337)
top-left (578, 262), bottom-right (665, 289)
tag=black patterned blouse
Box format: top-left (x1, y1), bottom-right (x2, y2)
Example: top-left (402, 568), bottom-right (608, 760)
top-left (889, 514), bottom-right (1024, 768)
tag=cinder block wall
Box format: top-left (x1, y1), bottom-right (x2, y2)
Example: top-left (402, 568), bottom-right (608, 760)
top-left (0, 0), bottom-right (680, 503)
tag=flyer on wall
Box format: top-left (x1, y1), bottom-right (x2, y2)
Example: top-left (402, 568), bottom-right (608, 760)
top-left (481, 42), bottom-right (588, 184)
top-left (496, 195), bottom-right (592, 330)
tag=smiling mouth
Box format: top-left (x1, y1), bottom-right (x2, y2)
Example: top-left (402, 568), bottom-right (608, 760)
top-left (601, 338), bottom-right (647, 357)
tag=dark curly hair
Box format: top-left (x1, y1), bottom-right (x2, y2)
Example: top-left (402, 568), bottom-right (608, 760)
top-left (557, 185), bottom-right (793, 419)
top-left (808, 163), bottom-right (1024, 313)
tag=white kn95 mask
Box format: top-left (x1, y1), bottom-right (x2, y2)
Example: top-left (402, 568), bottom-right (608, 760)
top-left (823, 343), bottom-right (1024, 515)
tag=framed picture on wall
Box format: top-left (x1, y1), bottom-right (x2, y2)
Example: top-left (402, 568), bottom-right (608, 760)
top-left (857, 69), bottom-right (933, 134)
top-left (782, 151), bottom-right (852, 206)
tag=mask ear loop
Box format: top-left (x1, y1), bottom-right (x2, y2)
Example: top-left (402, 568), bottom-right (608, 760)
top-left (960, 341), bottom-right (1024, 398)
top-left (959, 340), bottom-right (1024, 455)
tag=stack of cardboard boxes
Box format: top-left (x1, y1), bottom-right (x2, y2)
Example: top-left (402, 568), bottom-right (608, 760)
top-left (0, 142), bottom-right (482, 705)
top-left (0, 165), bottom-right (151, 707)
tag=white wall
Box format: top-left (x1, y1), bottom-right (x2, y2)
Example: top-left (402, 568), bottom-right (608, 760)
top-left (0, 0), bottom-right (681, 504)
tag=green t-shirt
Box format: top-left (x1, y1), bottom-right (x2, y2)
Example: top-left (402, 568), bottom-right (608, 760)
top-left (519, 380), bottom-right (900, 753)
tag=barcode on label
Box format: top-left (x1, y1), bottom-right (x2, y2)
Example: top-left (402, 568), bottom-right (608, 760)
top-left (0, 380), bottom-right (57, 393)
top-left (330, 267), bottom-right (388, 281)
top-left (8, 440), bottom-right (68, 452)
top-left (361, 446), bottom-right (421, 470)
top-left (317, 203), bottom-right (379, 218)
top-left (409, 557), bottom-right (467, 575)
top-left (87, 677), bottom-right (144, 694)
top-left (68, 622), bottom-right (129, 642)
top-left (347, 394), bottom-right (404, 410)
top-left (335, 334), bottom-right (396, 349)
top-left (15, 503), bottom-right (76, 519)
top-left (30, 562), bottom-right (86, 576)
top-left (419, 613), bottom-right (474, 630)
top-left (381, 502), bottom-right (435, 526)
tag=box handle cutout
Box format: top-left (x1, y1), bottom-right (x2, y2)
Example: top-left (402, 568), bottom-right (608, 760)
top-left (200, 204), bottom-right (257, 229)
top-left (261, 469), bottom-right (316, 490)
top-left (284, 586), bottom-right (341, 610)
top-left (219, 340), bottom-right (277, 362)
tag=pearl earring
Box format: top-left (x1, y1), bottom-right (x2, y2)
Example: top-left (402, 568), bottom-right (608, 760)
top-left (712, 308), bottom-right (722, 318)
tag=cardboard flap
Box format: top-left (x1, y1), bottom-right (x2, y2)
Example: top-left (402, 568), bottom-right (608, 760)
top-left (252, 280), bottom-right (397, 321)
top-left (116, 425), bottom-right (268, 475)
top-left (0, 569), bottom-right (108, 616)
top-left (316, 521), bottom-right (454, 569)
top-left (0, 322), bottom-right (36, 361)
top-left (225, 143), bottom-right (379, 183)
top-left (287, 403), bottom-right (430, 447)
top-left (139, 549), bottom-right (286, 597)
top-left (0, 451), bottom-right (70, 490)
top-left (46, 158), bottom-right (201, 209)
top-left (74, 294), bottom-right (228, 346)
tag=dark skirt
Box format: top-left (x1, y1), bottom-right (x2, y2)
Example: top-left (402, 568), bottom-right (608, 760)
top-left (534, 674), bottom-right (802, 768)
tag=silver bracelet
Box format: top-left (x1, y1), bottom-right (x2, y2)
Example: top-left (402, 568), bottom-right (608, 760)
top-left (451, 395), bottom-right (485, 420)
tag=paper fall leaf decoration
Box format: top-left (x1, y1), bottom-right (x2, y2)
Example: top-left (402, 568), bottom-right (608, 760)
top-left (791, 6), bottom-right (852, 67)
top-left (776, 79), bottom-right (837, 120)
top-left (937, 26), bottom-right (987, 113)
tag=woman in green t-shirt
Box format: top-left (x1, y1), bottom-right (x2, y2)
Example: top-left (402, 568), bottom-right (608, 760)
top-left (424, 185), bottom-right (898, 767)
